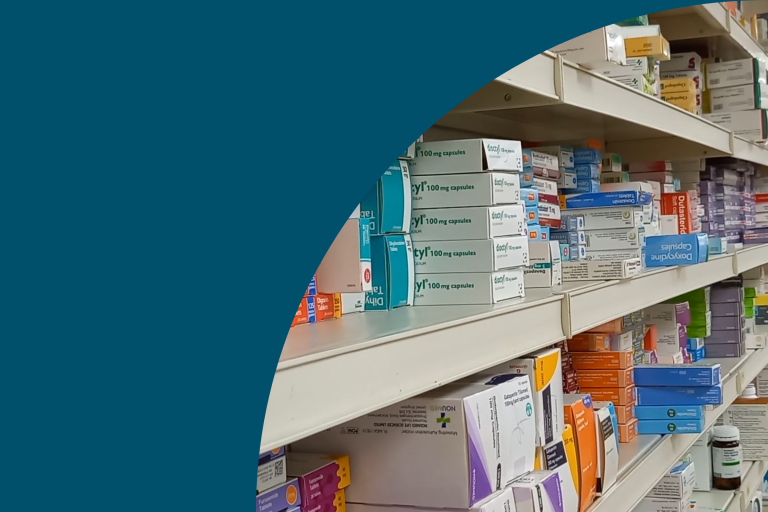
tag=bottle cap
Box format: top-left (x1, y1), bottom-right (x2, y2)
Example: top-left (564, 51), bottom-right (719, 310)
top-left (713, 425), bottom-right (740, 442)
top-left (743, 383), bottom-right (758, 399)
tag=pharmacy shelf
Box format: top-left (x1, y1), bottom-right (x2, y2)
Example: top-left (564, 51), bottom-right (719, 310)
top-left (693, 460), bottom-right (768, 512)
top-left (441, 52), bottom-right (734, 163)
top-left (733, 136), bottom-right (768, 167)
top-left (265, 246), bottom-right (768, 452)
top-left (735, 244), bottom-right (768, 274)
top-left (261, 290), bottom-right (565, 453)
top-left (562, 254), bottom-right (735, 336)
top-left (691, 489), bottom-right (737, 512)
top-left (590, 348), bottom-right (768, 512)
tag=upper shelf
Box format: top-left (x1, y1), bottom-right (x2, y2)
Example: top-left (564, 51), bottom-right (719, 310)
top-left (432, 4), bottom-right (768, 167)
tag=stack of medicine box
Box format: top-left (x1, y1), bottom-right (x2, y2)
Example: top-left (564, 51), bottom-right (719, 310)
top-left (593, 56), bottom-right (656, 95)
top-left (567, 330), bottom-right (638, 443)
top-left (286, 453), bottom-right (351, 512)
top-left (558, 189), bottom-right (650, 280)
top-left (295, 372), bottom-right (537, 511)
top-left (634, 363), bottom-right (721, 435)
top-left (257, 447), bottom-right (300, 512)
top-left (523, 149), bottom-right (563, 233)
top-left (645, 300), bottom-right (692, 363)
top-left (704, 280), bottom-right (747, 357)
top-left (660, 52), bottom-right (704, 116)
top-left (360, 160), bottom-right (413, 311)
top-left (551, 340), bottom-right (580, 393)
top-left (696, 163), bottom-right (746, 244)
top-left (410, 139), bottom-right (529, 305)
top-left (703, 58), bottom-right (768, 138)
top-left (659, 76), bottom-right (698, 115)
top-left (534, 145), bottom-right (578, 199)
top-left (634, 460), bottom-right (696, 512)
top-left (748, 179), bottom-right (768, 243)
top-left (570, 148), bottom-right (601, 196)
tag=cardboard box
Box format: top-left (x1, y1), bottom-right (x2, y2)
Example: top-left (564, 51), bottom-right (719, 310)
top-left (410, 205), bottom-right (526, 241)
top-left (333, 293), bottom-right (364, 316)
top-left (563, 206), bottom-right (644, 230)
top-left (413, 268), bottom-right (524, 306)
top-left (637, 418), bottom-right (704, 434)
top-left (316, 218), bottom-right (372, 293)
top-left (617, 418), bottom-right (638, 443)
top-left (563, 394), bottom-right (597, 512)
top-left (722, 397), bottom-right (768, 460)
top-left (287, 453), bottom-right (351, 512)
top-left (538, 201), bottom-right (562, 228)
top-left (257, 455), bottom-right (287, 494)
top-left (634, 498), bottom-right (687, 512)
top-left (313, 294), bottom-right (336, 322)
top-left (550, 230), bottom-right (587, 246)
top-left (412, 139), bottom-right (523, 175)
top-left (293, 381), bottom-right (529, 508)
top-left (510, 471), bottom-right (565, 512)
top-left (705, 58), bottom-right (767, 89)
top-left (636, 385), bottom-right (723, 406)
top-left (562, 259), bottom-right (642, 281)
top-left (347, 488), bottom-right (515, 512)
top-left (568, 333), bottom-right (610, 352)
top-left (660, 78), bottom-right (696, 95)
top-left (571, 351), bottom-right (633, 370)
top-left (360, 161), bottom-right (412, 235)
top-left (550, 25), bottom-right (626, 69)
top-left (645, 233), bottom-right (709, 266)
top-left (305, 276), bottom-right (317, 297)
top-left (413, 236), bottom-right (529, 273)
top-left (291, 298), bottom-right (316, 327)
top-left (584, 226), bottom-right (644, 251)
top-left (534, 145), bottom-right (576, 170)
top-left (524, 241), bottom-right (562, 288)
top-left (661, 91), bottom-right (697, 114)
top-left (527, 224), bottom-right (550, 242)
top-left (593, 404), bottom-right (619, 495)
top-left (366, 235), bottom-right (414, 311)
top-left (576, 369), bottom-right (634, 388)
top-left (648, 461), bottom-right (695, 500)
top-left (689, 430), bottom-right (712, 491)
top-left (625, 35), bottom-right (671, 61)
top-left (583, 248), bottom-right (644, 262)
top-left (411, 173), bottom-right (521, 209)
top-left (708, 82), bottom-right (768, 113)
top-left (257, 479), bottom-right (302, 512)
top-left (562, 425), bottom-right (581, 505)
top-left (484, 348), bottom-right (564, 447)
top-left (542, 437), bottom-right (579, 512)
top-left (581, 386), bottom-right (636, 406)
top-left (661, 192), bottom-right (696, 234)
top-left (660, 52), bottom-right (702, 73)
top-left (534, 176), bottom-right (558, 195)
top-left (634, 365), bottom-right (719, 387)
top-left (704, 109), bottom-right (768, 141)
top-left (601, 403), bottom-right (634, 424)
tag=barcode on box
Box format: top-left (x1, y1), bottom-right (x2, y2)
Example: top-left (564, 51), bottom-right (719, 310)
top-left (274, 459), bottom-right (284, 476)
top-left (711, 78), bottom-right (720, 85)
top-left (713, 104), bottom-right (723, 111)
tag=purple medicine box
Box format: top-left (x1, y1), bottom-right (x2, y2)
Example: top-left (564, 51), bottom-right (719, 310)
top-left (257, 479), bottom-right (302, 512)
top-left (711, 303), bottom-right (743, 317)
top-left (705, 329), bottom-right (745, 344)
top-left (703, 342), bottom-right (745, 358)
top-left (712, 316), bottom-right (745, 331)
top-left (711, 287), bottom-right (744, 304)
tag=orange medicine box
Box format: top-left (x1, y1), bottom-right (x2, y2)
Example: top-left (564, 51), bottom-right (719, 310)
top-left (313, 294), bottom-right (336, 322)
top-left (562, 424), bottom-right (581, 505)
top-left (576, 369), bottom-right (634, 388)
top-left (291, 298), bottom-right (315, 327)
top-left (661, 192), bottom-right (696, 234)
top-left (644, 325), bottom-right (658, 351)
top-left (571, 351), bottom-right (634, 370)
top-left (563, 394), bottom-right (597, 512)
top-left (568, 333), bottom-right (610, 352)
top-left (581, 386), bottom-right (636, 406)
top-left (618, 419), bottom-right (638, 443)
top-left (613, 404), bottom-right (635, 424)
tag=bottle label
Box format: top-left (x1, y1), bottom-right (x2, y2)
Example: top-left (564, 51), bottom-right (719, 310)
top-left (713, 445), bottom-right (742, 479)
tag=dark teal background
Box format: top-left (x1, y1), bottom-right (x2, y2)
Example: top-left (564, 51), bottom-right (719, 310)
top-left (2, 0), bottom-right (701, 509)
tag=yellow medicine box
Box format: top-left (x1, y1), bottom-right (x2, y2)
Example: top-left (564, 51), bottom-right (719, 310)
top-left (625, 35), bottom-right (671, 61)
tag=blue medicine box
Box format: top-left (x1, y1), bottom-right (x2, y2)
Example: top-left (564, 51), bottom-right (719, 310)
top-left (633, 364), bottom-right (720, 387)
top-left (575, 164), bottom-right (600, 179)
top-left (366, 234), bottom-right (414, 311)
top-left (562, 191), bottom-right (653, 209)
top-left (550, 230), bottom-right (585, 245)
top-left (559, 215), bottom-right (586, 231)
top-left (572, 179), bottom-right (601, 194)
top-left (573, 147), bottom-right (602, 164)
top-left (526, 206), bottom-right (540, 225)
top-left (527, 224), bottom-right (550, 242)
top-left (645, 233), bottom-right (709, 267)
top-left (560, 243), bottom-right (570, 262)
top-left (637, 418), bottom-right (705, 434)
top-left (520, 166), bottom-right (534, 188)
top-left (634, 405), bottom-right (704, 420)
top-left (636, 384), bottom-right (723, 406)
top-left (523, 188), bottom-right (539, 207)
top-left (360, 161), bottom-right (412, 235)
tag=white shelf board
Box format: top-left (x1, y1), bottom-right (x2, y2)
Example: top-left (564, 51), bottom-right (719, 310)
top-left (589, 348), bottom-right (768, 512)
top-left (736, 459), bottom-right (768, 511)
top-left (735, 244), bottom-right (768, 274)
top-left (733, 137), bottom-right (768, 168)
top-left (562, 254), bottom-right (735, 336)
top-left (691, 489), bottom-right (737, 512)
top-left (649, 3), bottom-right (730, 41)
top-left (262, 290), bottom-right (565, 452)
